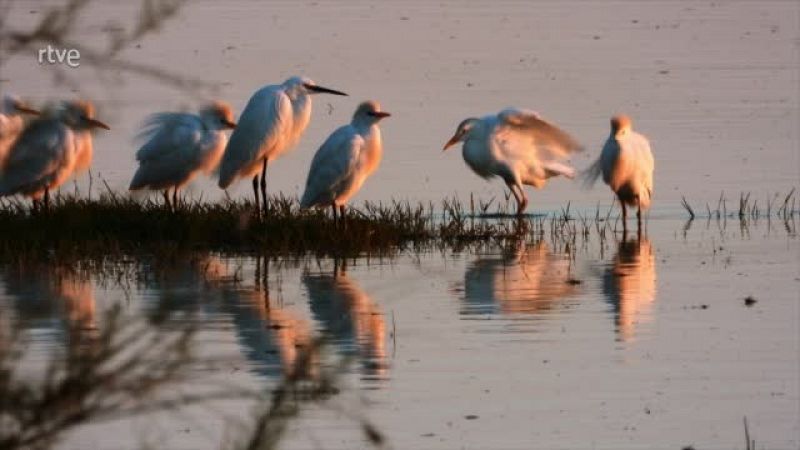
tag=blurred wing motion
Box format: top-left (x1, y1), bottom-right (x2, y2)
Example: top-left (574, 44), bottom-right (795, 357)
top-left (497, 108), bottom-right (583, 178)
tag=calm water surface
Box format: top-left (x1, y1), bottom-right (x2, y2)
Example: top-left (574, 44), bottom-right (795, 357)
top-left (1, 218), bottom-right (797, 449)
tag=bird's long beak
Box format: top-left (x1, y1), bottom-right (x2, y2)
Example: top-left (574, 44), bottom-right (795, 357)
top-left (15, 104), bottom-right (40, 115)
top-left (305, 83), bottom-right (348, 96)
top-left (369, 111), bottom-right (391, 119)
top-left (84, 116), bottom-right (110, 130)
top-left (223, 119), bottom-right (237, 129)
top-left (442, 134), bottom-right (460, 152)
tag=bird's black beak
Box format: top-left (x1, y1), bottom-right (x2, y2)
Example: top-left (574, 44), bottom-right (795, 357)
top-left (15, 104), bottom-right (40, 116)
top-left (83, 116), bottom-right (110, 130)
top-left (304, 83), bottom-right (348, 96)
top-left (442, 133), bottom-right (460, 151)
top-left (223, 119), bottom-right (237, 129)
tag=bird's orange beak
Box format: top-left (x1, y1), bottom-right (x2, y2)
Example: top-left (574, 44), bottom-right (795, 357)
top-left (442, 134), bottom-right (460, 152)
top-left (15, 104), bottom-right (40, 115)
top-left (84, 116), bottom-right (110, 130)
top-left (223, 119), bottom-right (237, 129)
top-left (369, 111), bottom-right (391, 119)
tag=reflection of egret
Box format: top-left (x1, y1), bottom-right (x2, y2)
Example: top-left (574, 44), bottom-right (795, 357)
top-left (303, 262), bottom-right (387, 380)
top-left (145, 255), bottom-right (313, 379)
top-left (442, 108), bottom-right (583, 215)
top-left (461, 240), bottom-right (579, 315)
top-left (602, 236), bottom-right (657, 342)
top-left (0, 266), bottom-right (97, 334)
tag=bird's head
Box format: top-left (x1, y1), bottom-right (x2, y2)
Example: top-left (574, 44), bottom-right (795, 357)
top-left (352, 101), bottom-right (391, 125)
top-left (59, 100), bottom-right (110, 131)
top-left (283, 76), bottom-right (348, 98)
top-left (442, 117), bottom-right (479, 151)
top-left (611, 114), bottom-right (632, 135)
top-left (2, 95), bottom-right (40, 116)
top-left (201, 101), bottom-right (237, 130)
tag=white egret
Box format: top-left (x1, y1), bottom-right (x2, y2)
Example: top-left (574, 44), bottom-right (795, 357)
top-left (129, 102), bottom-right (237, 208)
top-left (0, 100), bottom-right (109, 209)
top-left (583, 114), bottom-right (654, 231)
top-left (217, 76), bottom-right (348, 214)
top-left (0, 95), bottom-right (40, 169)
top-left (300, 101), bottom-right (390, 224)
top-left (443, 108), bottom-right (583, 215)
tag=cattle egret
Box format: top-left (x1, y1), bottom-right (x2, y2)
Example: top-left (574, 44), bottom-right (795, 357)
top-left (443, 108), bottom-right (583, 215)
top-left (0, 100), bottom-right (109, 209)
top-left (583, 114), bottom-right (654, 232)
top-left (129, 102), bottom-right (237, 208)
top-left (0, 95), bottom-right (40, 168)
top-left (217, 76), bottom-right (347, 214)
top-left (300, 101), bottom-right (390, 224)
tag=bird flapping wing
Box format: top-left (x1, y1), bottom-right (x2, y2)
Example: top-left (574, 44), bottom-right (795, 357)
top-left (497, 108), bottom-right (583, 160)
top-left (300, 125), bottom-right (362, 208)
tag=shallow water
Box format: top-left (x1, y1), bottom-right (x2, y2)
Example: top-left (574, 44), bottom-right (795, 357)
top-left (1, 218), bottom-right (797, 449)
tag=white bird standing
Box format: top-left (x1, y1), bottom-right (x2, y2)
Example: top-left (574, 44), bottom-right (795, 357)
top-left (583, 114), bottom-right (654, 232)
top-left (0, 95), bottom-right (40, 169)
top-left (443, 108), bottom-right (583, 216)
top-left (0, 100), bottom-right (109, 209)
top-left (129, 102), bottom-right (237, 208)
top-left (300, 101), bottom-right (390, 224)
top-left (217, 76), bottom-right (348, 214)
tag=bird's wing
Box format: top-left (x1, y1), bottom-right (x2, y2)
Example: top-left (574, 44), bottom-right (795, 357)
top-left (300, 125), bottom-right (362, 207)
top-left (218, 87), bottom-right (292, 187)
top-left (497, 108), bottom-right (584, 161)
top-left (0, 120), bottom-right (71, 194)
top-left (135, 113), bottom-right (204, 162)
top-left (630, 131), bottom-right (654, 194)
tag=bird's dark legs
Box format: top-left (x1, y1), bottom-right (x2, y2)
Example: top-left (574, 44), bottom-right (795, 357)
top-left (260, 158), bottom-right (268, 216)
top-left (163, 190), bottom-right (171, 210)
top-left (331, 202), bottom-right (338, 228)
top-left (510, 184), bottom-right (527, 216)
top-left (252, 175), bottom-right (260, 216)
top-left (339, 205), bottom-right (346, 228)
top-left (620, 198), bottom-right (628, 234)
top-left (173, 187), bottom-right (178, 210)
top-left (637, 197), bottom-right (643, 238)
top-left (44, 188), bottom-right (50, 211)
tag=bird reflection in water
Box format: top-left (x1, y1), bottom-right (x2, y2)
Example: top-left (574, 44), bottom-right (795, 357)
top-left (461, 240), bottom-right (579, 316)
top-left (151, 254), bottom-right (315, 380)
top-left (303, 260), bottom-right (388, 382)
top-left (0, 265), bottom-right (98, 345)
top-left (603, 234), bottom-right (657, 342)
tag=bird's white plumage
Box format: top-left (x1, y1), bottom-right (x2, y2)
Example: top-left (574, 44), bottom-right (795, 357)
top-left (584, 116), bottom-right (654, 209)
top-left (217, 75), bottom-right (348, 190)
top-left (300, 101), bottom-right (387, 208)
top-left (0, 119), bottom-right (77, 198)
top-left (445, 107), bottom-right (583, 214)
top-left (130, 107), bottom-right (231, 191)
top-left (0, 100), bottom-right (106, 200)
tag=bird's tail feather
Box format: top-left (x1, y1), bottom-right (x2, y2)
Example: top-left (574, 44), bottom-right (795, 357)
top-left (579, 159), bottom-right (603, 190)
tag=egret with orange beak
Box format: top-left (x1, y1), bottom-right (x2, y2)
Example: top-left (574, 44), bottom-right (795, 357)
top-left (443, 108), bottom-right (583, 216)
top-left (0, 100), bottom-right (109, 209)
top-left (300, 101), bottom-right (390, 225)
top-left (130, 101), bottom-right (237, 209)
